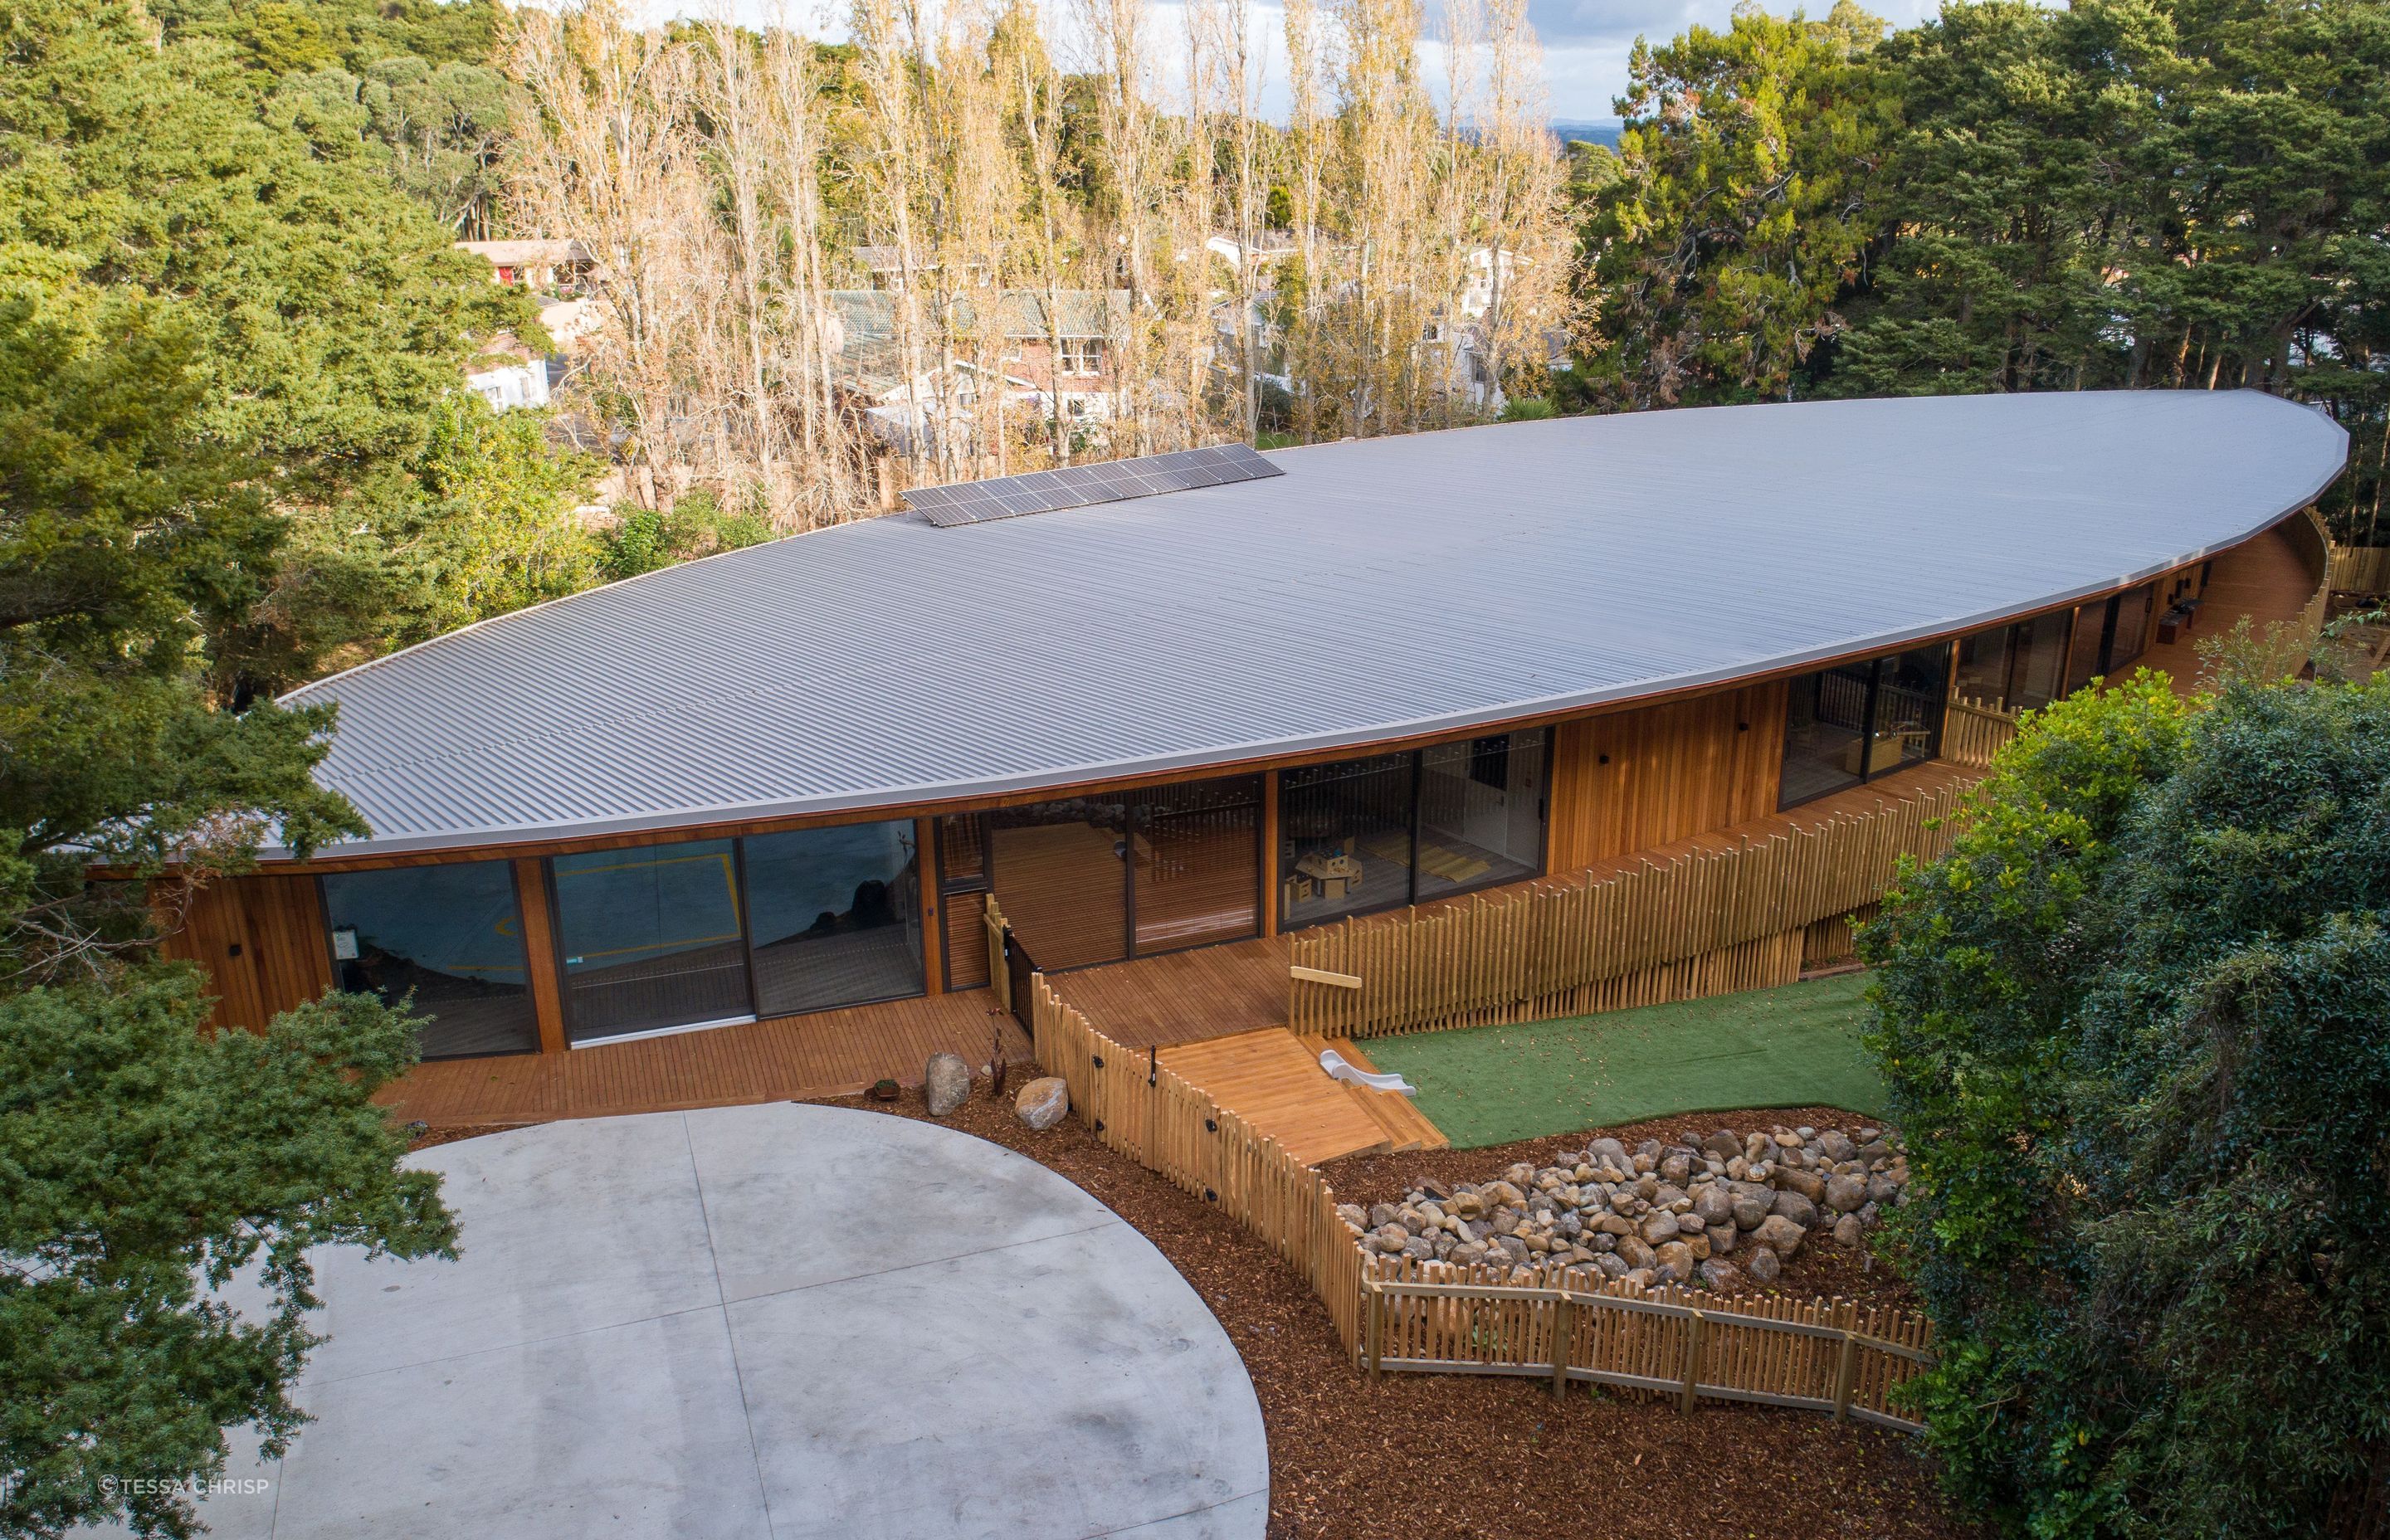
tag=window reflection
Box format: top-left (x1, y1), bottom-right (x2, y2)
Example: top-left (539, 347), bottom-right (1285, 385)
top-left (321, 861), bottom-right (539, 1058)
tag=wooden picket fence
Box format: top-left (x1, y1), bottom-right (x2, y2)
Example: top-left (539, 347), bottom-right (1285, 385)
top-left (1031, 977), bottom-right (1370, 1352)
top-left (1287, 777), bottom-right (1973, 1038)
top-left (2329, 543), bottom-right (2390, 598)
top-left (1363, 1265), bottom-right (1934, 1430)
top-left (1942, 697), bottom-right (2021, 768)
top-left (1032, 976), bottom-right (1937, 1422)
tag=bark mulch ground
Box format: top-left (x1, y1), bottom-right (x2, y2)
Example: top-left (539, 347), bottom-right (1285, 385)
top-left (407, 1091), bottom-right (1978, 1539)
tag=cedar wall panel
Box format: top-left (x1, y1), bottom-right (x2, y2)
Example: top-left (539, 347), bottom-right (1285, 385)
top-left (943, 891), bottom-right (991, 991)
top-left (1546, 680), bottom-right (1789, 870)
top-left (160, 873), bottom-right (334, 1032)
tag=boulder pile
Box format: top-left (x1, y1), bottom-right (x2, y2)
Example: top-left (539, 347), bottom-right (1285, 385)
top-left (1337, 1123), bottom-right (1909, 1292)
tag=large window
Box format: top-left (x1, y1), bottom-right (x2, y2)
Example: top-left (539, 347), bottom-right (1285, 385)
top-left (1280, 729), bottom-right (1549, 928)
top-left (321, 861), bottom-right (539, 1059)
top-left (744, 823), bottom-right (923, 1017)
top-left (551, 840), bottom-right (751, 1042)
top-left (1778, 647), bottom-right (1948, 809)
top-left (976, 774), bottom-right (1263, 970)
top-left (1953, 607), bottom-right (2080, 714)
top-left (544, 817), bottom-right (927, 1044)
top-left (2060, 582), bottom-right (2161, 697)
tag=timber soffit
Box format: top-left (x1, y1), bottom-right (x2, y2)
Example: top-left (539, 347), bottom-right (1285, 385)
top-left (277, 391), bottom-right (2348, 860)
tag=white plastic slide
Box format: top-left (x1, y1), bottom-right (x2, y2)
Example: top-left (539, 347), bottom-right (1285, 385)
top-left (1319, 1049), bottom-right (1418, 1098)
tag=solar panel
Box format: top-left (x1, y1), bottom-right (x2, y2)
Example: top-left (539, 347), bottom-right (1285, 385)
top-left (905, 442), bottom-right (1285, 528)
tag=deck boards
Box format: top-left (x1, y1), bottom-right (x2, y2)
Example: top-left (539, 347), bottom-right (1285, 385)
top-left (379, 989), bottom-right (1030, 1126)
top-left (1158, 1028), bottom-right (1412, 1166)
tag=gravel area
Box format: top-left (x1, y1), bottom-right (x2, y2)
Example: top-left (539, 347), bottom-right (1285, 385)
top-left (1322, 1104), bottom-right (1919, 1310)
top-left (407, 1089), bottom-right (1976, 1538)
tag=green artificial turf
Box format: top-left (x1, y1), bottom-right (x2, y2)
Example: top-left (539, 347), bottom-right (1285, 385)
top-left (1362, 972), bottom-right (1890, 1149)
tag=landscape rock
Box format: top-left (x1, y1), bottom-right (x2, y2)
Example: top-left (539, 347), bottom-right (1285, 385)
top-left (1616, 1236), bottom-right (1657, 1271)
top-left (1832, 1214), bottom-right (1865, 1249)
top-left (1753, 1214), bottom-right (1809, 1259)
top-left (1694, 1185), bottom-right (1735, 1228)
top-left (924, 1052), bottom-right (972, 1116)
top-left (1778, 1167), bottom-right (1827, 1201)
top-left (1640, 1212), bottom-right (1680, 1245)
top-left (1824, 1175), bottom-right (1867, 1213)
top-left (1013, 1075), bottom-right (1070, 1130)
top-left (1698, 1260), bottom-right (1744, 1293)
top-left (1770, 1191), bottom-right (1820, 1230)
top-left (1653, 1241), bottom-right (1695, 1284)
top-left (1745, 1245), bottom-right (1783, 1284)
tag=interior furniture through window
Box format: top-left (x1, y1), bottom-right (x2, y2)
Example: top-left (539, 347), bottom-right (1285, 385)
top-left (320, 860), bottom-right (540, 1059)
top-left (1778, 647), bottom-right (1949, 809)
top-left (1279, 729), bottom-right (1549, 928)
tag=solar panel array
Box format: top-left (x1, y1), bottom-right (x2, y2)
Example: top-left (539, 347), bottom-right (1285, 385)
top-left (905, 442), bottom-right (1284, 527)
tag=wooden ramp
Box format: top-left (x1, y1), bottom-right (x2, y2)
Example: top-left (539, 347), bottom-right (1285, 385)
top-left (1158, 1027), bottom-right (1447, 1167)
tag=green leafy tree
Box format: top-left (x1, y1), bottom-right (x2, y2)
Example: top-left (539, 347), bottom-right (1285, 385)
top-left (1863, 668), bottom-right (2390, 1535)
top-left (0, 0), bottom-right (544, 694)
top-left (0, 222), bottom-right (454, 1540)
top-left (1574, 1), bottom-right (1891, 407)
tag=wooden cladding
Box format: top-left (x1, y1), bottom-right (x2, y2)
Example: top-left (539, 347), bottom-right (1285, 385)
top-left (1547, 681), bottom-right (1788, 870)
top-left (158, 874), bottom-right (333, 1032)
top-left (944, 892), bottom-right (992, 990)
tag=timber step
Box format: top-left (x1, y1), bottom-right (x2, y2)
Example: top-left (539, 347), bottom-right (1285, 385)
top-left (1158, 1026), bottom-right (1407, 1167)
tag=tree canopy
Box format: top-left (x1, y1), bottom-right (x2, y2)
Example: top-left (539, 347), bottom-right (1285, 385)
top-left (1572, 0), bottom-right (2390, 534)
top-left (1862, 665), bottom-right (2390, 1535)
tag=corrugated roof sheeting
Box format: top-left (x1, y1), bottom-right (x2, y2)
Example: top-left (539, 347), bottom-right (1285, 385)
top-left (285, 391), bottom-right (2347, 855)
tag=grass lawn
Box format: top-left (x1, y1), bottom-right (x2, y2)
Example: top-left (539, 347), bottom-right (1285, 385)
top-left (1362, 972), bottom-right (1890, 1149)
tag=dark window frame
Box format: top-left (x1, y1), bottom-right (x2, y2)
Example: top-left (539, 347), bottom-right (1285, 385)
top-left (1776, 650), bottom-right (1949, 811)
top-left (317, 862), bottom-right (541, 1062)
top-left (1276, 728), bottom-right (1554, 933)
top-left (542, 821), bottom-right (928, 1043)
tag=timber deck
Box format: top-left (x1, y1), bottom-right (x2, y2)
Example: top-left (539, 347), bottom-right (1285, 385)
top-left (378, 989), bottom-right (1031, 1127)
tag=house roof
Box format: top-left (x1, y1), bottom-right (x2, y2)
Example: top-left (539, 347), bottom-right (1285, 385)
top-left (281, 391), bottom-right (2345, 857)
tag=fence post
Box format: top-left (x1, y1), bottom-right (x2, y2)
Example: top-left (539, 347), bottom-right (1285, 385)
top-left (1679, 1309), bottom-right (1705, 1416)
top-left (1832, 1330), bottom-right (1858, 1422)
top-left (1364, 1279), bottom-right (1383, 1382)
top-left (1549, 1293), bottom-right (1574, 1401)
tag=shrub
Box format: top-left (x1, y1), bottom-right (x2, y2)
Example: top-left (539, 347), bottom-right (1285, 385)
top-left (1863, 670), bottom-right (2390, 1536)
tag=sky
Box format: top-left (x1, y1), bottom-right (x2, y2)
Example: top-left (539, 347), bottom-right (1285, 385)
top-left (713, 0), bottom-right (1949, 121)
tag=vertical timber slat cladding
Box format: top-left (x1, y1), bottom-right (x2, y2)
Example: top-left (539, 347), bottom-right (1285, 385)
top-left (159, 875), bottom-right (331, 1033)
top-left (1547, 682), bottom-right (1789, 870)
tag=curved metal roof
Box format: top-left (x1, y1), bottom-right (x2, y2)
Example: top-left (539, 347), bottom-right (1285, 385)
top-left (285, 391), bottom-right (2345, 857)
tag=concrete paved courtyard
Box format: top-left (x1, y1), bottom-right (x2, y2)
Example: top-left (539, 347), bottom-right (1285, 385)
top-left (174, 1104), bottom-right (1268, 1539)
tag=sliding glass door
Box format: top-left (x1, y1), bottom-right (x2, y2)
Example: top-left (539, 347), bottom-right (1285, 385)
top-left (551, 840), bottom-right (753, 1041)
top-left (1777, 647), bottom-right (1949, 810)
top-left (545, 820), bottom-right (925, 1044)
top-left (1278, 729), bottom-right (1550, 928)
top-left (744, 823), bottom-right (923, 1017)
